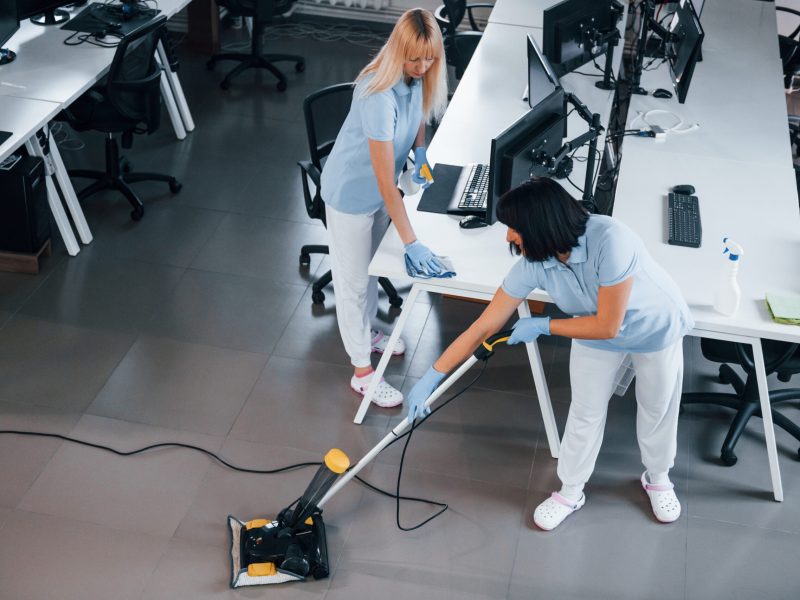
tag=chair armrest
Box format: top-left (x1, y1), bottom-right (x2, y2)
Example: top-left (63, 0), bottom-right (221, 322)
top-left (465, 3), bottom-right (493, 31)
top-left (298, 160), bottom-right (324, 220)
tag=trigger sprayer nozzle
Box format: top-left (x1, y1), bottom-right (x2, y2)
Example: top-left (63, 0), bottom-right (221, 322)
top-left (722, 237), bottom-right (744, 261)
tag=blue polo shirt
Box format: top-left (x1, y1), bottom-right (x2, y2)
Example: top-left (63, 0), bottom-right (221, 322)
top-left (321, 74), bottom-right (423, 215)
top-left (502, 215), bottom-right (694, 353)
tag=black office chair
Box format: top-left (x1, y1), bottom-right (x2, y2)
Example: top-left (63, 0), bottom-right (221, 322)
top-left (434, 0), bottom-right (492, 36)
top-left (207, 0), bottom-right (304, 91)
top-left (777, 6), bottom-right (800, 89)
top-left (59, 16), bottom-right (181, 221)
top-left (435, 1), bottom-right (489, 82)
top-left (298, 83), bottom-right (402, 308)
top-left (682, 339), bottom-right (800, 466)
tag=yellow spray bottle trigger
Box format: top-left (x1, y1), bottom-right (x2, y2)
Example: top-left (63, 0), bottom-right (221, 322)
top-left (420, 163), bottom-right (433, 183)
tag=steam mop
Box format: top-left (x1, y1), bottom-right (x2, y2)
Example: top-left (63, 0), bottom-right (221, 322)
top-left (228, 330), bottom-right (513, 588)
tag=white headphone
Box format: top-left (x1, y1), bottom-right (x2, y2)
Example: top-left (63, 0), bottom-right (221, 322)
top-left (631, 109), bottom-right (700, 135)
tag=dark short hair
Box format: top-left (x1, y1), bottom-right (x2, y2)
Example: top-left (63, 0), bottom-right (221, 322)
top-left (495, 177), bottom-right (589, 262)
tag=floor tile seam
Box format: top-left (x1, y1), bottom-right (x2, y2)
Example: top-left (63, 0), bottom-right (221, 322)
top-left (686, 513), bottom-right (800, 537)
top-left (6, 257), bottom-right (66, 321)
top-left (221, 349), bottom-right (275, 441)
top-left (372, 460), bottom-right (532, 493)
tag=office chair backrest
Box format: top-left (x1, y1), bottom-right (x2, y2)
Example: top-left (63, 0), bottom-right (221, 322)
top-left (440, 0), bottom-right (467, 35)
top-left (778, 6), bottom-right (800, 88)
top-left (106, 15), bottom-right (167, 132)
top-left (303, 82), bottom-right (355, 171)
top-left (215, 0), bottom-right (295, 23)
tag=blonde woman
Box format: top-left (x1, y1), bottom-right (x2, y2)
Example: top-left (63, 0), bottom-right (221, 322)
top-left (321, 8), bottom-right (448, 408)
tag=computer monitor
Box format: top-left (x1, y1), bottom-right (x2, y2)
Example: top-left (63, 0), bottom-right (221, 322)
top-left (542, 0), bottom-right (623, 78)
top-left (527, 34), bottom-right (561, 109)
top-left (665, 0), bottom-right (704, 103)
top-left (17, 0), bottom-right (73, 26)
top-left (0, 0), bottom-right (19, 64)
top-left (485, 87), bottom-right (567, 224)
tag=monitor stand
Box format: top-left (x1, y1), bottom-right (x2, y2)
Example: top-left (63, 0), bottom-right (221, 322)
top-left (31, 9), bottom-right (71, 26)
top-left (0, 49), bottom-right (15, 65)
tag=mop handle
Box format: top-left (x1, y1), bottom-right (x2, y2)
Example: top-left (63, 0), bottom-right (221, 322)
top-left (317, 328), bottom-right (514, 509)
top-left (317, 355), bottom-right (478, 509)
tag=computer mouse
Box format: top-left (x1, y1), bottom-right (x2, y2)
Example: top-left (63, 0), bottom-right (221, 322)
top-left (653, 88), bottom-right (673, 99)
top-left (672, 184), bottom-right (695, 195)
top-left (459, 215), bottom-right (487, 229)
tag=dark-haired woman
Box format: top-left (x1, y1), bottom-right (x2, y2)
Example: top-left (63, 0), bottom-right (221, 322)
top-left (405, 177), bottom-right (693, 531)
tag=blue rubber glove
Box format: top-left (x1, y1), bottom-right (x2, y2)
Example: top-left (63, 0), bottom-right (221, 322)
top-left (507, 317), bottom-right (551, 345)
top-left (405, 240), bottom-right (446, 275)
top-left (406, 366), bottom-right (446, 424)
top-left (412, 147), bottom-right (433, 189)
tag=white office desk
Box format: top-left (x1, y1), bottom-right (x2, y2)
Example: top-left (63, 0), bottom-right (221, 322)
top-left (0, 96), bottom-right (59, 163)
top-left (0, 1), bottom-right (195, 255)
top-left (615, 0), bottom-right (800, 502)
top-left (354, 16), bottom-right (627, 462)
top-left (700, 0), bottom-right (781, 62)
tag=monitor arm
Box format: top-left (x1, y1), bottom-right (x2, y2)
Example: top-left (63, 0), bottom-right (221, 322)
top-left (584, 1), bottom-right (624, 90)
top-left (532, 93), bottom-right (604, 211)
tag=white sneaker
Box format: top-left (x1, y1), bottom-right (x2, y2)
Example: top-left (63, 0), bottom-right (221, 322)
top-left (350, 371), bottom-right (404, 408)
top-left (371, 329), bottom-right (405, 356)
top-left (641, 472), bottom-right (681, 523)
top-left (533, 492), bottom-right (585, 531)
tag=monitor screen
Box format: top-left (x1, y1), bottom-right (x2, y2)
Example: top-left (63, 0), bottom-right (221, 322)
top-left (527, 34), bottom-right (561, 109)
top-left (542, 0), bottom-right (623, 77)
top-left (0, 0), bottom-right (19, 48)
top-left (485, 87), bottom-right (566, 224)
top-left (667, 0), bottom-right (704, 103)
top-left (16, 0), bottom-right (73, 24)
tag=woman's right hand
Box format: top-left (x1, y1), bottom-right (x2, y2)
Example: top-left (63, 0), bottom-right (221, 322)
top-left (405, 240), bottom-right (445, 274)
top-left (406, 366), bottom-right (447, 424)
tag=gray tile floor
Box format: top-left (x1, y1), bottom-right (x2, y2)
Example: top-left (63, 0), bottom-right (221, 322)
top-left (1, 24), bottom-right (800, 600)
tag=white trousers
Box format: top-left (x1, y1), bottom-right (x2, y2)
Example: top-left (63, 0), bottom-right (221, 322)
top-left (326, 204), bottom-right (391, 368)
top-left (557, 339), bottom-right (685, 488)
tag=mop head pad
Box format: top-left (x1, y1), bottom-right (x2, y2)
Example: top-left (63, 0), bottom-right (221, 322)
top-left (228, 516), bottom-right (304, 587)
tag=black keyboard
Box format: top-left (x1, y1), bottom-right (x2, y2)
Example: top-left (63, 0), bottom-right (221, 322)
top-left (668, 192), bottom-right (702, 248)
top-left (457, 163), bottom-right (489, 210)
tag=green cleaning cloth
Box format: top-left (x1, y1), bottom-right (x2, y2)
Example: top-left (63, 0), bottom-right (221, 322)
top-left (765, 293), bottom-right (800, 325)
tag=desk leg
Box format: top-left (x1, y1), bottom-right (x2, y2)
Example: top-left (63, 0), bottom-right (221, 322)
top-left (46, 127), bottom-right (92, 245)
top-left (353, 284), bottom-right (421, 424)
top-left (517, 302), bottom-right (560, 458)
top-left (751, 339), bottom-right (784, 502)
top-left (157, 40), bottom-right (195, 133)
top-left (157, 58), bottom-right (187, 141)
top-left (24, 136), bottom-right (79, 257)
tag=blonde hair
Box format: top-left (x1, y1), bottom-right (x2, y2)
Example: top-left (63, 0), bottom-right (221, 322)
top-left (357, 8), bottom-right (448, 123)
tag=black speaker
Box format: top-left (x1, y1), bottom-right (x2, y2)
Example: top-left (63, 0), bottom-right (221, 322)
top-left (0, 154), bottom-right (51, 253)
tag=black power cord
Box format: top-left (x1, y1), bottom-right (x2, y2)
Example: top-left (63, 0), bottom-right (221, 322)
top-left (0, 363), bottom-right (489, 532)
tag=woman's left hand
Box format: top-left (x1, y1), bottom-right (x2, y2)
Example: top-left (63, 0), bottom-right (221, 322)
top-left (507, 317), bottom-right (551, 345)
top-left (412, 147), bottom-right (433, 189)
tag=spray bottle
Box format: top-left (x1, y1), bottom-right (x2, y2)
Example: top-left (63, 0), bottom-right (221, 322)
top-left (713, 238), bottom-right (744, 316)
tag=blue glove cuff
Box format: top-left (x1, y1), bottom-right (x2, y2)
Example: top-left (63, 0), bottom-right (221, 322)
top-left (422, 365), bottom-right (446, 387)
top-left (404, 240), bottom-right (419, 250)
top-left (542, 316), bottom-right (551, 335)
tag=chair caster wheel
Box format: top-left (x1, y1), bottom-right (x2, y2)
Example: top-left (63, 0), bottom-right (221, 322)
top-left (311, 290), bottom-right (325, 304)
top-left (206, 60), bottom-right (216, 70)
top-left (169, 179), bottom-right (182, 194)
top-left (295, 62), bottom-right (305, 73)
top-left (220, 80), bottom-right (231, 90)
top-left (389, 296), bottom-right (403, 308)
top-left (299, 253), bottom-right (310, 267)
top-left (276, 80), bottom-right (287, 92)
top-left (121, 158), bottom-right (132, 173)
top-left (131, 206), bottom-right (144, 221)
top-left (721, 450), bottom-right (738, 466)
top-left (718, 365), bottom-right (734, 385)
